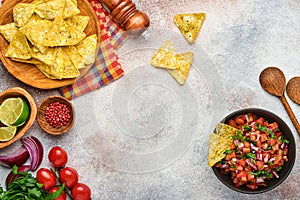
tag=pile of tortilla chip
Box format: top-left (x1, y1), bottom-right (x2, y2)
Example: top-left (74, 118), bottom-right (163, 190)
top-left (0, 0), bottom-right (98, 79)
top-left (208, 123), bottom-right (237, 167)
top-left (150, 40), bottom-right (194, 85)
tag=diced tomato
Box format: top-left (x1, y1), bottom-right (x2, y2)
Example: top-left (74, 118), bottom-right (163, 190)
top-left (256, 161), bottom-right (265, 170)
top-left (274, 156), bottom-right (282, 165)
top-left (243, 147), bottom-right (251, 153)
top-left (238, 159), bottom-right (246, 166)
top-left (244, 166), bottom-right (251, 172)
top-left (255, 117), bottom-right (264, 125)
top-left (260, 133), bottom-right (268, 142)
top-left (272, 143), bottom-right (279, 151)
top-left (276, 132), bottom-right (282, 137)
top-left (236, 164), bottom-right (244, 171)
top-left (268, 139), bottom-right (277, 146)
top-left (226, 151), bottom-right (236, 160)
top-left (244, 141), bottom-right (250, 148)
top-left (228, 119), bottom-right (236, 127)
top-left (237, 171), bottom-right (247, 179)
top-left (250, 134), bottom-right (256, 141)
top-left (268, 122), bottom-right (278, 130)
top-left (256, 140), bottom-right (262, 148)
top-left (247, 173), bottom-right (255, 181)
top-left (246, 184), bottom-right (258, 190)
top-left (235, 117), bottom-right (245, 125)
top-left (262, 142), bottom-right (268, 150)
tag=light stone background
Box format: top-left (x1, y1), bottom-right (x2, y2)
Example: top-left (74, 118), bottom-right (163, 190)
top-left (1, 0), bottom-right (300, 199)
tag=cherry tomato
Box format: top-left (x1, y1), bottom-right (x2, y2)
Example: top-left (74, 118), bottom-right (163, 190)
top-left (48, 146), bottom-right (68, 168)
top-left (72, 183), bottom-right (91, 200)
top-left (49, 187), bottom-right (66, 200)
top-left (36, 168), bottom-right (56, 190)
top-left (60, 167), bottom-right (78, 188)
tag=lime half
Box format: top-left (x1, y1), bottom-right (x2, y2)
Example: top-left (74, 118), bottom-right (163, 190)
top-left (0, 97), bottom-right (30, 127)
top-left (0, 126), bottom-right (17, 142)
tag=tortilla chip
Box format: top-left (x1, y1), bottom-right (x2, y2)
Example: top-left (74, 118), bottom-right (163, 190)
top-left (208, 134), bottom-right (228, 167)
top-left (5, 30), bottom-right (31, 60)
top-left (12, 57), bottom-right (42, 65)
top-left (208, 123), bottom-right (237, 167)
top-left (63, 46), bottom-right (85, 69)
top-left (19, 18), bottom-right (52, 53)
top-left (43, 16), bottom-right (86, 47)
top-left (167, 52), bottom-right (194, 85)
top-left (34, 0), bottom-right (65, 20)
top-left (174, 13), bottom-right (206, 44)
top-left (63, 0), bottom-right (80, 19)
top-left (150, 40), bottom-right (178, 69)
top-left (36, 47), bottom-right (64, 79)
top-left (31, 47), bottom-right (56, 65)
top-left (65, 15), bottom-right (89, 32)
top-left (61, 49), bottom-right (80, 78)
top-left (0, 23), bottom-right (18, 43)
top-left (75, 34), bottom-right (97, 64)
top-left (13, 3), bottom-right (35, 27)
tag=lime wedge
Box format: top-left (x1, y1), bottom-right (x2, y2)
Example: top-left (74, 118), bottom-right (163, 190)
top-left (0, 97), bottom-right (30, 127)
top-left (0, 126), bottom-right (17, 142)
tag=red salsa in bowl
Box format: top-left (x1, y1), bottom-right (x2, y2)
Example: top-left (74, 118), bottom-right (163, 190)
top-left (212, 108), bottom-right (296, 194)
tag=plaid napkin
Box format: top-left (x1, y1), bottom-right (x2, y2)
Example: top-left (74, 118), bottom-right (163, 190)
top-left (59, 0), bottom-right (126, 99)
top-left (0, 0), bottom-right (126, 100)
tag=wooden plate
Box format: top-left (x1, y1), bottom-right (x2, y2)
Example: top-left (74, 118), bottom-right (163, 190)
top-left (0, 0), bottom-right (101, 89)
top-left (0, 87), bottom-right (37, 148)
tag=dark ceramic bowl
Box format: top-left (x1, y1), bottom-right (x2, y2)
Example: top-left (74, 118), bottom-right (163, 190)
top-left (212, 108), bottom-right (296, 194)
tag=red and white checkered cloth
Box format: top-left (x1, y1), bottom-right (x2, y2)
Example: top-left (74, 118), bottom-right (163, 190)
top-left (0, 0), bottom-right (127, 100)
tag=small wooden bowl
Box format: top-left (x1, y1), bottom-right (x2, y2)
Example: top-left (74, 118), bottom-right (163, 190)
top-left (0, 87), bottom-right (37, 148)
top-left (37, 96), bottom-right (75, 135)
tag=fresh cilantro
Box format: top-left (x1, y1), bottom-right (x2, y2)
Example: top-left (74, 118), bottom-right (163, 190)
top-left (0, 165), bottom-right (64, 200)
top-left (236, 130), bottom-right (243, 140)
top-left (224, 150), bottom-right (232, 154)
top-left (248, 170), bottom-right (271, 177)
top-left (245, 153), bottom-right (256, 162)
top-left (267, 146), bottom-right (272, 150)
top-left (275, 166), bottom-right (283, 172)
top-left (269, 161), bottom-right (274, 165)
top-left (244, 125), bottom-right (252, 131)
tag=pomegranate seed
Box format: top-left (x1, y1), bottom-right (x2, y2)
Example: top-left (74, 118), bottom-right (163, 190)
top-left (45, 101), bottom-right (71, 128)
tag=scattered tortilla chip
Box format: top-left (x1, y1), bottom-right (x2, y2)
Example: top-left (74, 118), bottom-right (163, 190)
top-left (65, 15), bottom-right (90, 32)
top-left (5, 30), bottom-right (31, 60)
top-left (150, 40), bottom-right (178, 69)
top-left (75, 34), bottom-right (97, 64)
top-left (208, 123), bottom-right (237, 167)
top-left (13, 3), bottom-right (35, 27)
top-left (0, 23), bottom-right (18, 43)
top-left (174, 13), bottom-right (205, 44)
top-left (167, 52), bottom-right (194, 85)
top-left (43, 16), bottom-right (86, 47)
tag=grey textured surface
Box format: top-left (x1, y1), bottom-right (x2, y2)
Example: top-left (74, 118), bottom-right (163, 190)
top-left (1, 0), bottom-right (300, 199)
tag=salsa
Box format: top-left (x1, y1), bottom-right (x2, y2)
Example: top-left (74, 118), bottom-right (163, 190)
top-left (214, 113), bottom-right (289, 190)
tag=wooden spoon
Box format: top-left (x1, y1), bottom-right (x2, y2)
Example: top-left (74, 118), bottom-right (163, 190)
top-left (259, 67), bottom-right (300, 136)
top-left (287, 77), bottom-right (300, 104)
